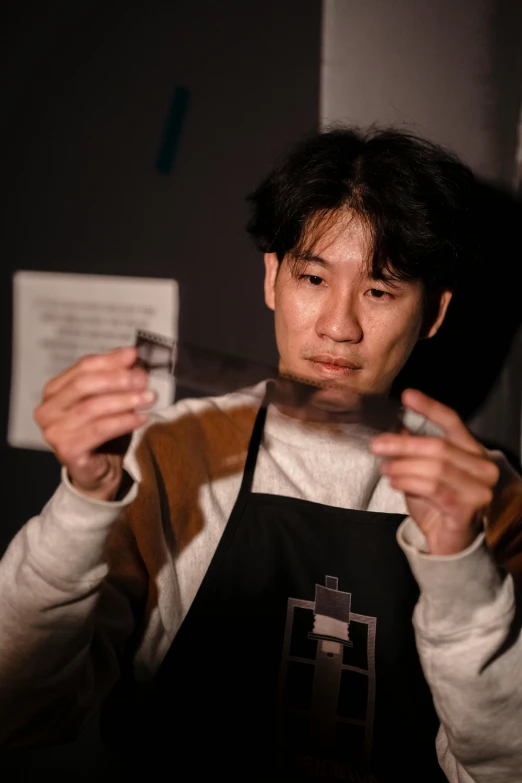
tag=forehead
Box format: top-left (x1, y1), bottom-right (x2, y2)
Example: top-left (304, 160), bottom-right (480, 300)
top-left (293, 210), bottom-right (422, 292)
top-left (301, 211), bottom-right (372, 265)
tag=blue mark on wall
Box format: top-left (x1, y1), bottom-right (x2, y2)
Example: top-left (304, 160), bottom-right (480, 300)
top-left (156, 86), bottom-right (190, 175)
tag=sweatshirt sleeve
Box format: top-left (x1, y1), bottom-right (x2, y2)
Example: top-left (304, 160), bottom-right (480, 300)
top-left (0, 470), bottom-right (147, 749)
top-left (397, 451), bottom-right (522, 783)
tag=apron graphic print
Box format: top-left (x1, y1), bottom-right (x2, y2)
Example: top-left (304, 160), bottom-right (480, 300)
top-left (278, 575), bottom-right (377, 776)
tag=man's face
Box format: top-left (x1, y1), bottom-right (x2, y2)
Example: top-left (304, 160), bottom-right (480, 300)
top-left (264, 213), bottom-right (450, 410)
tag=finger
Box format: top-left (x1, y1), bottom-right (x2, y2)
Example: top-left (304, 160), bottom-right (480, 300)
top-left (381, 456), bottom-right (499, 492)
top-left (47, 411), bottom-right (149, 461)
top-left (401, 388), bottom-right (481, 454)
top-left (387, 473), bottom-right (494, 515)
top-left (372, 437), bottom-right (500, 486)
top-left (42, 347), bottom-right (138, 401)
top-left (36, 366), bottom-right (149, 428)
top-left (46, 389), bottom-right (157, 434)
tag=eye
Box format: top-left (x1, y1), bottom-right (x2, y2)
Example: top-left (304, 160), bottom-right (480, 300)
top-left (368, 288), bottom-right (390, 300)
top-left (299, 275), bottom-right (324, 286)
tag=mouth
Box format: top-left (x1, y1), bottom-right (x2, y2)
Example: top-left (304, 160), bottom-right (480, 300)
top-left (307, 356), bottom-right (362, 377)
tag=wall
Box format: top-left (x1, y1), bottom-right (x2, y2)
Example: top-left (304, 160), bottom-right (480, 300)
top-left (1, 5), bottom-right (322, 778)
top-left (321, 0), bottom-right (522, 184)
top-left (2, 0), bottom-right (322, 549)
top-left (321, 0), bottom-right (522, 460)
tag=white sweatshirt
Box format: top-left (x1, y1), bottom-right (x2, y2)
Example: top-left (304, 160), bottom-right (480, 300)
top-left (0, 382), bottom-right (521, 782)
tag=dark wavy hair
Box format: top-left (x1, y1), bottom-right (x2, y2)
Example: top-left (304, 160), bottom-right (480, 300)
top-left (246, 126), bottom-right (478, 333)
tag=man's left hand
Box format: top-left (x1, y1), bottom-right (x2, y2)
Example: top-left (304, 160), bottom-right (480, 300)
top-left (370, 389), bottom-right (500, 555)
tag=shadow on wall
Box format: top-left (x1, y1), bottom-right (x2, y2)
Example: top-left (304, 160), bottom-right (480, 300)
top-left (392, 180), bottom-right (522, 466)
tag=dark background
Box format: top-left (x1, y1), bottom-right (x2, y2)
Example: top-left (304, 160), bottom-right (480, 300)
top-left (1, 1), bottom-right (321, 779)
top-left (2, 0), bottom-right (322, 549)
top-left (4, 1), bottom-right (522, 548)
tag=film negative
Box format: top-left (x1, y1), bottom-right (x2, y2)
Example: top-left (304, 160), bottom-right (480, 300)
top-left (135, 328), bottom-right (277, 395)
top-left (135, 329), bottom-right (177, 377)
top-left (134, 328), bottom-right (405, 432)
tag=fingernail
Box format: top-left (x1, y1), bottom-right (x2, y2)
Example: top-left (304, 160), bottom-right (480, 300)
top-left (141, 390), bottom-right (156, 403)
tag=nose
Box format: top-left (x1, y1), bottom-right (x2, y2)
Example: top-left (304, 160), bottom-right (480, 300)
top-left (314, 289), bottom-right (363, 343)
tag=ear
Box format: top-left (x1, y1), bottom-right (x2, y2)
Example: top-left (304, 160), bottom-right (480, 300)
top-left (425, 290), bottom-right (453, 339)
top-left (264, 253), bottom-right (279, 311)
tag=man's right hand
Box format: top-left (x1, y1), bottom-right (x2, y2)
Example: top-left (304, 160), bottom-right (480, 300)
top-left (34, 347), bottom-right (156, 502)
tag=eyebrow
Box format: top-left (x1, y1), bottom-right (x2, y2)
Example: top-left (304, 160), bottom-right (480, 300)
top-left (371, 272), bottom-right (404, 289)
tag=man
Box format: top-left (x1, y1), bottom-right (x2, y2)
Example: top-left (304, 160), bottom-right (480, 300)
top-left (1, 127), bottom-right (521, 783)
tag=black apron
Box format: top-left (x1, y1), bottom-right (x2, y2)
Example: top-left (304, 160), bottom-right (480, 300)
top-left (107, 401), bottom-right (446, 783)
